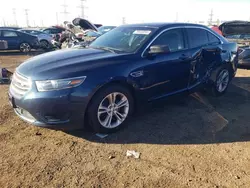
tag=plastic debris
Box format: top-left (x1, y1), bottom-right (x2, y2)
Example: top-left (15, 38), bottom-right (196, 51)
top-left (126, 150), bottom-right (140, 159)
top-left (96, 133), bottom-right (108, 139)
top-left (109, 155), bottom-right (115, 159)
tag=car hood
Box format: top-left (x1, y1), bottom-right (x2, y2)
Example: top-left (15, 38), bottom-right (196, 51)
top-left (72, 18), bottom-right (98, 31)
top-left (17, 48), bottom-right (125, 80)
top-left (219, 21), bottom-right (250, 36)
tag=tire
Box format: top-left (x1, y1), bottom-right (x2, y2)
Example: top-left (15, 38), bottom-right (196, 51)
top-left (40, 40), bottom-right (50, 50)
top-left (210, 66), bottom-right (232, 97)
top-left (19, 42), bottom-right (31, 53)
top-left (87, 84), bottom-right (134, 133)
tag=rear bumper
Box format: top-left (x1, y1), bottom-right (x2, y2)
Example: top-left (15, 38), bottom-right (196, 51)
top-left (238, 59), bottom-right (250, 67)
top-left (238, 47), bottom-right (250, 67)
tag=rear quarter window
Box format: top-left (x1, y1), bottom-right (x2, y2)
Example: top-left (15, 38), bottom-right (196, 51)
top-left (207, 32), bottom-right (220, 44)
top-left (187, 28), bottom-right (209, 48)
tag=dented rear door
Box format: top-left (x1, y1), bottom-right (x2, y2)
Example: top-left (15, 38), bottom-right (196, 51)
top-left (185, 27), bottom-right (222, 89)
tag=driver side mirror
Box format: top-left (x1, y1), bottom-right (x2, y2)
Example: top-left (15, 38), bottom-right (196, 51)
top-left (148, 45), bottom-right (170, 55)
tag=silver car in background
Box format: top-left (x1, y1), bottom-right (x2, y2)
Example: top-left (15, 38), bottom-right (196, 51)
top-left (19, 29), bottom-right (53, 49)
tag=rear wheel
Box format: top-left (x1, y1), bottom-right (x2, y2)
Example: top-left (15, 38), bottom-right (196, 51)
top-left (211, 66), bottom-right (231, 97)
top-left (87, 85), bottom-right (134, 133)
top-left (19, 43), bottom-right (31, 53)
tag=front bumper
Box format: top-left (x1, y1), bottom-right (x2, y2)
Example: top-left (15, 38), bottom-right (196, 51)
top-left (9, 86), bottom-right (90, 130)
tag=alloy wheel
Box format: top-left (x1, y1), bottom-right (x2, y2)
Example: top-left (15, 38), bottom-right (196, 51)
top-left (216, 69), bottom-right (229, 93)
top-left (20, 43), bottom-right (31, 52)
top-left (97, 92), bottom-right (129, 129)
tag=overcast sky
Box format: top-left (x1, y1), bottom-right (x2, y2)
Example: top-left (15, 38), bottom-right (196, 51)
top-left (0, 0), bottom-right (250, 27)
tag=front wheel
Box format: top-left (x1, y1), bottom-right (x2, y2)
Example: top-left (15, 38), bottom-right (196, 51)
top-left (211, 67), bottom-right (231, 97)
top-left (87, 85), bottom-right (134, 133)
top-left (40, 40), bottom-right (51, 50)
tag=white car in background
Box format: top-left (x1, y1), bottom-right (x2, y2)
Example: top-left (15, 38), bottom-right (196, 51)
top-left (19, 29), bottom-right (53, 49)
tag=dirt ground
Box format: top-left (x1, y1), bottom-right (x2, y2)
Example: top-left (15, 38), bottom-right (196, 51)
top-left (1, 52), bottom-right (250, 188)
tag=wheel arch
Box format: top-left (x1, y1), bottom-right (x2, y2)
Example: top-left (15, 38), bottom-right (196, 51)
top-left (83, 78), bottom-right (137, 127)
top-left (209, 61), bottom-right (233, 84)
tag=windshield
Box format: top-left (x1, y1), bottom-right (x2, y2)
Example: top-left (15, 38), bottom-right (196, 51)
top-left (90, 26), bottom-right (156, 53)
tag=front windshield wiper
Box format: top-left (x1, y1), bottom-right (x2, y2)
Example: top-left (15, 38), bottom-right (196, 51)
top-left (90, 46), bottom-right (125, 53)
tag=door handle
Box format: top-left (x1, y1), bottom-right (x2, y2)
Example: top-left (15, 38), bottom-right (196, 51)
top-left (179, 54), bottom-right (190, 61)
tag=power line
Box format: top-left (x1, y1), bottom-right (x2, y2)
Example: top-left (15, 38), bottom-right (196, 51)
top-left (24, 9), bottom-right (30, 27)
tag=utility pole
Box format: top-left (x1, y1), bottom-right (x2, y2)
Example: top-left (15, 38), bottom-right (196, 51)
top-left (78, 0), bottom-right (86, 18)
top-left (2, 18), bottom-right (6, 26)
top-left (122, 17), bottom-right (126, 25)
top-left (61, 0), bottom-right (69, 21)
top-left (208, 9), bottom-right (214, 26)
top-left (12, 8), bottom-right (18, 26)
top-left (56, 12), bottom-right (59, 25)
top-left (24, 9), bottom-right (30, 27)
top-left (40, 20), bottom-right (44, 27)
top-left (175, 12), bottom-right (179, 22)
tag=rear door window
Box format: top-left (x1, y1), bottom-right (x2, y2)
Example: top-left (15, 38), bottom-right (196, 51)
top-left (207, 32), bottom-right (220, 44)
top-left (186, 28), bottom-right (209, 48)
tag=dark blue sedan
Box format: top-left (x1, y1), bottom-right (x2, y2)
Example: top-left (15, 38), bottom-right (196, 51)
top-left (9, 23), bottom-right (238, 133)
top-left (0, 29), bottom-right (40, 52)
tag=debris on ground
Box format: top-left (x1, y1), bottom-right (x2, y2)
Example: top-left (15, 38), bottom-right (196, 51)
top-left (96, 133), bottom-right (108, 139)
top-left (0, 67), bottom-right (12, 84)
top-left (35, 132), bottom-right (42, 136)
top-left (126, 150), bottom-right (140, 159)
top-left (109, 155), bottom-right (115, 159)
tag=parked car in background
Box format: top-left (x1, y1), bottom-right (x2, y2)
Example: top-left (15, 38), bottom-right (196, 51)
top-left (219, 21), bottom-right (250, 68)
top-left (98, 26), bottom-right (116, 34)
top-left (42, 26), bottom-right (65, 39)
top-left (19, 29), bottom-right (53, 49)
top-left (0, 27), bottom-right (22, 30)
top-left (210, 25), bottom-right (222, 36)
top-left (0, 29), bottom-right (40, 52)
top-left (9, 23), bottom-right (238, 133)
top-left (94, 24), bottom-right (103, 28)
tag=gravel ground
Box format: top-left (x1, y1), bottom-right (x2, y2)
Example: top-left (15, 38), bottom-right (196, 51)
top-left (1, 51), bottom-right (250, 188)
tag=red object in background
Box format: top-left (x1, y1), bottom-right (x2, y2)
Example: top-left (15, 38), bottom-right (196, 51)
top-left (211, 26), bottom-right (223, 36)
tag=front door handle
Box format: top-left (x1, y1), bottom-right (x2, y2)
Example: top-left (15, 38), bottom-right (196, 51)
top-left (179, 54), bottom-right (190, 61)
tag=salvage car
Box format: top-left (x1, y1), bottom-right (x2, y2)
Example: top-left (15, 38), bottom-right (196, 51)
top-left (0, 29), bottom-right (40, 52)
top-left (219, 21), bottom-right (250, 67)
top-left (19, 29), bottom-right (53, 49)
top-left (9, 23), bottom-right (238, 133)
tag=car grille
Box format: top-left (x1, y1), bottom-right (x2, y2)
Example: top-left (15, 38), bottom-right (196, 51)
top-left (10, 72), bottom-right (31, 98)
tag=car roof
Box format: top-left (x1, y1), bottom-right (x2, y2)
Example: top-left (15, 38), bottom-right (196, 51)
top-left (0, 28), bottom-right (21, 31)
top-left (121, 22), bottom-right (208, 29)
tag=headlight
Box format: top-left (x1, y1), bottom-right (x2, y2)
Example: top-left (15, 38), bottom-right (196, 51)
top-left (35, 76), bottom-right (86, 92)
